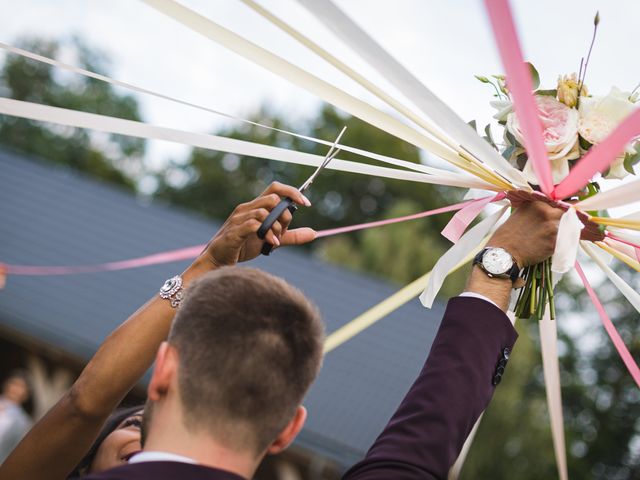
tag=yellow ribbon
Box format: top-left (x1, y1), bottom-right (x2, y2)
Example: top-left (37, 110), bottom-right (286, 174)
top-left (324, 245), bottom-right (484, 353)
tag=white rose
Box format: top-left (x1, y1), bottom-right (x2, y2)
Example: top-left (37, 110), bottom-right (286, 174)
top-left (506, 95), bottom-right (580, 184)
top-left (578, 87), bottom-right (638, 179)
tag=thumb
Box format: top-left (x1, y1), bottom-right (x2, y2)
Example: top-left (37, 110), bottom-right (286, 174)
top-left (281, 227), bottom-right (317, 246)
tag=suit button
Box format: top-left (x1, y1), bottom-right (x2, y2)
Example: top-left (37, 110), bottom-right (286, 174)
top-left (492, 374), bottom-right (502, 385)
top-left (502, 347), bottom-right (511, 360)
top-left (496, 366), bottom-right (505, 375)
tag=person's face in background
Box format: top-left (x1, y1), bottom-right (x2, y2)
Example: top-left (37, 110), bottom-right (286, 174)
top-left (2, 376), bottom-right (29, 405)
top-left (89, 410), bottom-right (143, 473)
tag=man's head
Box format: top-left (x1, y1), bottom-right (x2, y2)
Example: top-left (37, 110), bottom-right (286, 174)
top-left (2, 370), bottom-right (29, 405)
top-left (144, 267), bottom-right (324, 458)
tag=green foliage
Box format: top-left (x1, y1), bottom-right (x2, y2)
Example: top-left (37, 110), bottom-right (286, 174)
top-left (0, 37), bottom-right (145, 189)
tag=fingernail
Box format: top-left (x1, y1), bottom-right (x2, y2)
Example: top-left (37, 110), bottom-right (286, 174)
top-left (273, 236), bottom-right (280, 246)
top-left (302, 195), bottom-right (311, 207)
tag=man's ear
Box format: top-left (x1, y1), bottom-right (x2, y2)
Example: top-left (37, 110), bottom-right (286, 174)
top-left (147, 342), bottom-right (178, 402)
top-left (266, 406), bottom-right (307, 455)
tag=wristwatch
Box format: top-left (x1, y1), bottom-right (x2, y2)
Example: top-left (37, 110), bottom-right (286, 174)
top-left (473, 247), bottom-right (520, 283)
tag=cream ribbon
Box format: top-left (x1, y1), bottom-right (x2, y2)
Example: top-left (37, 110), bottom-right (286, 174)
top-left (576, 177), bottom-right (640, 211)
top-left (0, 97), bottom-right (492, 189)
top-left (141, 0), bottom-right (511, 189)
top-left (539, 308), bottom-right (569, 480)
top-left (294, 0), bottom-right (529, 190)
top-left (0, 42), bottom-right (496, 189)
top-left (420, 206), bottom-right (508, 308)
top-left (551, 207), bottom-right (584, 274)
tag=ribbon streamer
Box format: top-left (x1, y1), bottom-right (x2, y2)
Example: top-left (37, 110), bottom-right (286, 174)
top-left (420, 206), bottom-right (508, 308)
top-left (324, 246), bottom-right (484, 354)
top-left (440, 193), bottom-right (503, 243)
top-left (0, 42), bottom-right (489, 186)
top-left (551, 207), bottom-right (584, 274)
top-left (0, 97), bottom-right (495, 189)
top-left (574, 260), bottom-right (640, 388)
top-left (576, 177), bottom-right (640, 211)
top-left (291, 0), bottom-right (528, 189)
top-left (484, 0), bottom-right (554, 194)
top-left (140, 0), bottom-right (494, 182)
top-left (2, 200), bottom-right (482, 277)
top-left (538, 309), bottom-right (569, 480)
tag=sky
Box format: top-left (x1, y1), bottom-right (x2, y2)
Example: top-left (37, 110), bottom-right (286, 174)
top-left (0, 1), bottom-right (638, 346)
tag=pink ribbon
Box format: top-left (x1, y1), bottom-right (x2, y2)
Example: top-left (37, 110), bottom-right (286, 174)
top-left (554, 109), bottom-right (640, 199)
top-left (2, 198), bottom-right (490, 277)
top-left (575, 261), bottom-right (640, 388)
top-left (606, 233), bottom-right (640, 262)
top-left (441, 192), bottom-right (506, 243)
top-left (484, 0), bottom-right (554, 195)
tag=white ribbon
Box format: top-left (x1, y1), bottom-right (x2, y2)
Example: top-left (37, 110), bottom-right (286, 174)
top-left (582, 242), bottom-right (640, 313)
top-left (0, 97), bottom-right (490, 188)
top-left (420, 206), bottom-right (507, 308)
top-left (0, 42), bottom-right (495, 189)
top-left (551, 208), bottom-right (584, 274)
top-left (294, 0), bottom-right (529, 190)
top-left (576, 178), bottom-right (640, 211)
top-left (539, 309), bottom-right (569, 480)
top-left (141, 0), bottom-right (510, 184)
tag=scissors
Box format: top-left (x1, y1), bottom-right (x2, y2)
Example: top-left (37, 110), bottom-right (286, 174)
top-left (257, 126), bottom-right (347, 255)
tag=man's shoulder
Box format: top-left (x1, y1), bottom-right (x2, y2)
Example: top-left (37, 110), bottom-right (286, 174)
top-left (81, 461), bottom-right (246, 480)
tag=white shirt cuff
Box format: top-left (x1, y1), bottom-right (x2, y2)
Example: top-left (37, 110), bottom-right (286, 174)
top-left (458, 291), bottom-right (499, 310)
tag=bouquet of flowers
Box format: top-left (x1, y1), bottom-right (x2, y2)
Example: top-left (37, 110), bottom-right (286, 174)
top-left (474, 13), bottom-right (640, 320)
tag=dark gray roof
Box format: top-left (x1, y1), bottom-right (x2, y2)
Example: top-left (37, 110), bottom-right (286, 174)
top-left (0, 148), bottom-right (445, 469)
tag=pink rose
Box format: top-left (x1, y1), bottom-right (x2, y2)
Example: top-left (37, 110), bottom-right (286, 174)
top-left (506, 95), bottom-right (580, 184)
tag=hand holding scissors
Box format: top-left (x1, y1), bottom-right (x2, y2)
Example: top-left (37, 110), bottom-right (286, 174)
top-left (257, 126), bottom-right (347, 255)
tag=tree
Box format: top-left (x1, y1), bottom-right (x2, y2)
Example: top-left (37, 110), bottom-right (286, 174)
top-left (0, 36), bottom-right (145, 189)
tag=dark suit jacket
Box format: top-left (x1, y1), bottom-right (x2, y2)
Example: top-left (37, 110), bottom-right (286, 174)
top-left (83, 296), bottom-right (516, 480)
top-left (343, 296), bottom-right (518, 479)
top-left (81, 461), bottom-right (244, 479)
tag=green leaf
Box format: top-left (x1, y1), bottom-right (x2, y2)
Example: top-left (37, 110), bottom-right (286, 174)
top-left (483, 124), bottom-right (496, 148)
top-left (535, 89), bottom-right (557, 97)
top-left (467, 119), bottom-right (477, 132)
top-left (526, 62), bottom-right (540, 90)
top-left (579, 136), bottom-right (593, 150)
top-left (475, 75), bottom-right (490, 84)
top-left (505, 129), bottom-right (518, 147)
top-left (623, 148), bottom-right (640, 174)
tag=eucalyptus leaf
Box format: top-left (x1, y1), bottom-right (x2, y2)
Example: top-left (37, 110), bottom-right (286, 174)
top-left (467, 119), bottom-right (477, 132)
top-left (579, 136), bottom-right (593, 151)
top-left (623, 149), bottom-right (640, 174)
top-left (502, 145), bottom-right (516, 160)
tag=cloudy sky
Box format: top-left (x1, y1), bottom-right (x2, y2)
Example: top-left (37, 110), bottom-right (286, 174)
top-left (1, 0), bottom-right (638, 173)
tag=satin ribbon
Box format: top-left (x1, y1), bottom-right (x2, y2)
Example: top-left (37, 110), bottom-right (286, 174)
top-left (538, 309), bottom-right (569, 480)
top-left (0, 97), bottom-right (494, 190)
top-left (141, 0), bottom-right (498, 183)
top-left (292, 0), bottom-right (527, 190)
top-left (576, 177), bottom-right (640, 211)
top-left (551, 207), bottom-right (584, 274)
top-left (574, 259), bottom-right (640, 388)
top-left (420, 206), bottom-right (508, 308)
top-left (324, 246), bottom-right (484, 354)
top-left (484, 0), bottom-right (554, 195)
top-left (2, 200), bottom-right (482, 277)
top-left (606, 233), bottom-right (640, 262)
top-left (0, 42), bottom-right (490, 187)
top-left (441, 193), bottom-right (505, 243)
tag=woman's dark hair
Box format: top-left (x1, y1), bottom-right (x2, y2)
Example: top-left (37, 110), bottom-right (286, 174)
top-left (67, 405), bottom-right (143, 479)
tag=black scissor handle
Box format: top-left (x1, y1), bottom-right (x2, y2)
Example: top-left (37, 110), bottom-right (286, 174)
top-left (258, 197), bottom-right (298, 256)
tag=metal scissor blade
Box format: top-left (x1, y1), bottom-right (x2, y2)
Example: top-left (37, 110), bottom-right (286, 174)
top-left (299, 125), bottom-right (347, 193)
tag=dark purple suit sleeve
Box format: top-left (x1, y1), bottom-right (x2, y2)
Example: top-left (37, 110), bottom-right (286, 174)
top-left (343, 296), bottom-right (518, 480)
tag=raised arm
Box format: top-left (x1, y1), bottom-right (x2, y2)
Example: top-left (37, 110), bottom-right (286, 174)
top-left (0, 182), bottom-right (313, 480)
top-left (344, 200), bottom-right (562, 480)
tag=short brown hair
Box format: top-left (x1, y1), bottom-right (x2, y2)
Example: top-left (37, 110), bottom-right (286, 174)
top-left (168, 267), bottom-right (324, 453)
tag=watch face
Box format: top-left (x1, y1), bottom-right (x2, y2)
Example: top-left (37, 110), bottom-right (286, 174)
top-left (482, 248), bottom-right (513, 275)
